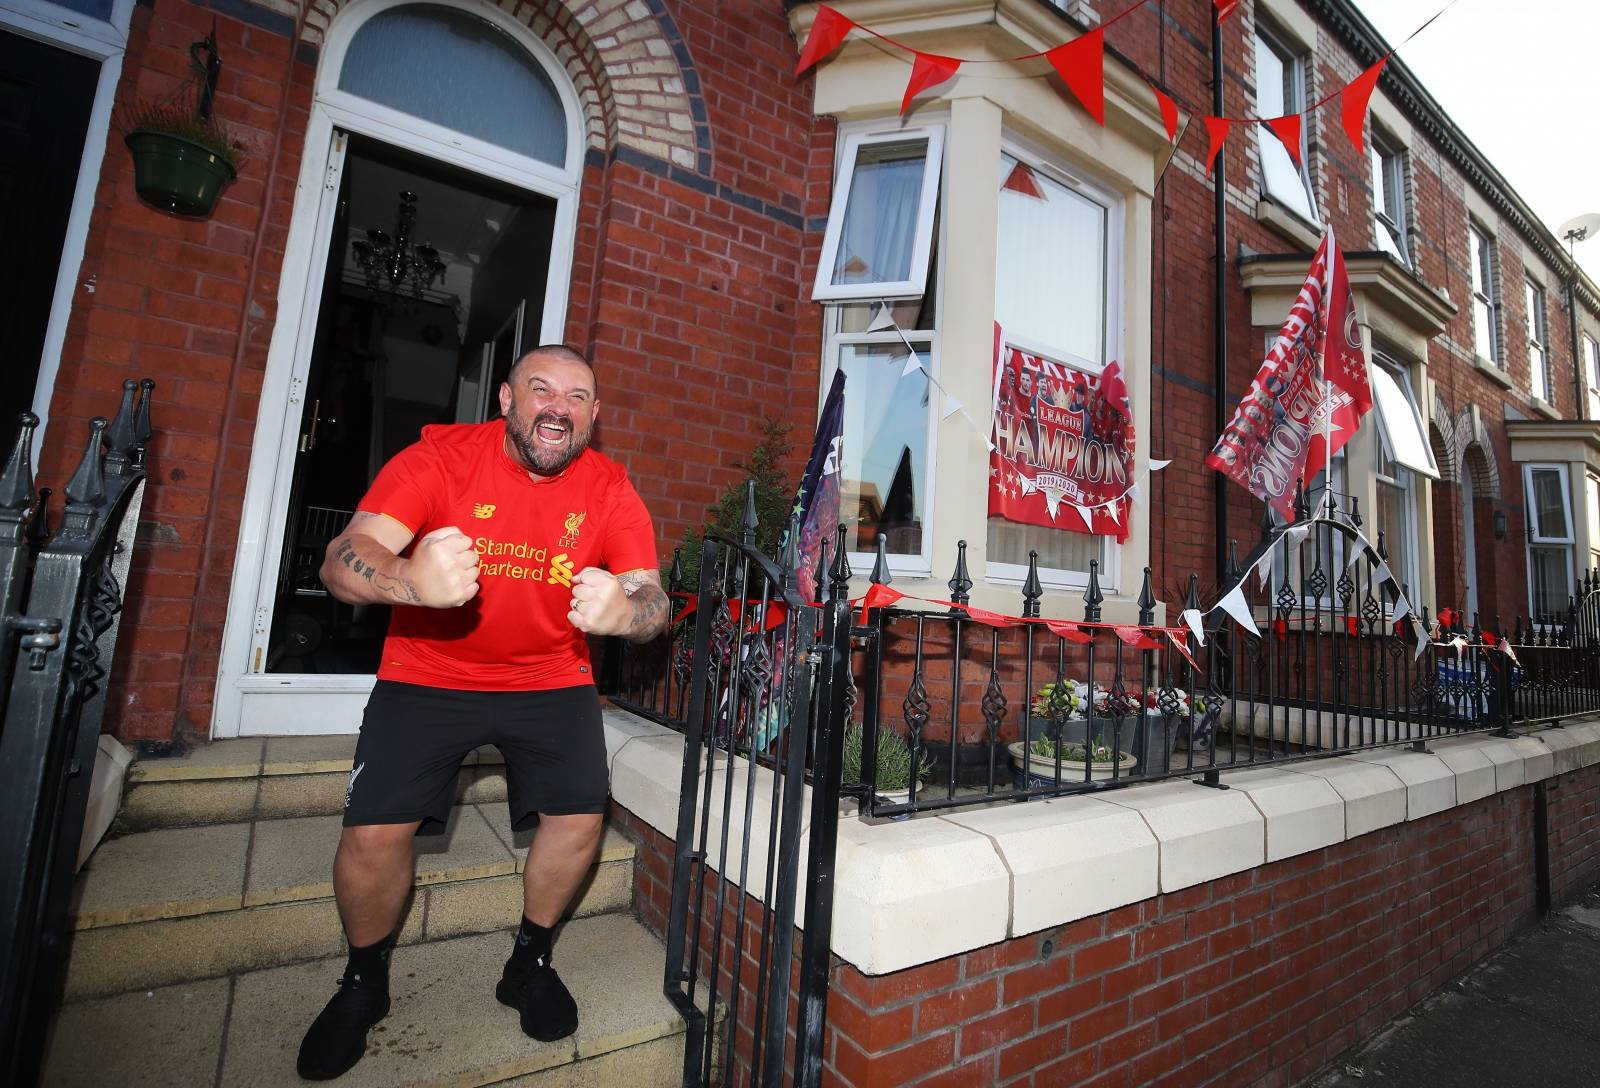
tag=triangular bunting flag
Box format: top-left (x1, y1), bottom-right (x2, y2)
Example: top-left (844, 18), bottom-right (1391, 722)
top-left (1217, 584), bottom-right (1260, 637)
top-left (1265, 114), bottom-right (1303, 169)
top-left (901, 353), bottom-right (923, 378)
top-left (1045, 28), bottom-right (1105, 125)
top-left (1214, 0), bottom-right (1242, 19)
top-left (1112, 626), bottom-right (1162, 651)
top-left (1391, 594), bottom-right (1411, 625)
top-left (1150, 83), bottom-right (1179, 142)
top-left (1001, 161), bottom-right (1047, 199)
top-left (1073, 503), bottom-right (1096, 531)
top-left (1126, 482), bottom-right (1142, 505)
top-left (1257, 551), bottom-right (1275, 592)
top-left (1204, 116), bottom-right (1232, 176)
top-left (1104, 500), bottom-right (1121, 526)
top-left (1045, 620), bottom-right (1093, 644)
top-left (1342, 55), bottom-right (1389, 156)
top-left (1167, 630), bottom-right (1201, 671)
top-left (1413, 618), bottom-right (1430, 660)
top-left (860, 582), bottom-right (903, 622)
top-left (1374, 560), bottom-right (1394, 587)
top-left (942, 394), bottom-right (963, 420)
top-left (795, 5), bottom-right (855, 76)
top-left (1150, 459), bottom-right (1172, 471)
top-left (1179, 608), bottom-right (1207, 645)
top-left (965, 606), bottom-right (1021, 628)
top-left (901, 52), bottom-right (961, 116)
top-left (867, 302), bottom-right (897, 332)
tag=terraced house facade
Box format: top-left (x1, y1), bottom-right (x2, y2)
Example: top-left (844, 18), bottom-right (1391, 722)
top-left (9, 0), bottom-right (1600, 1085)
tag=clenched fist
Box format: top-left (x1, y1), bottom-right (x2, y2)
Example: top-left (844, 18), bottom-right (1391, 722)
top-left (566, 568), bottom-right (631, 635)
top-left (404, 526), bottom-right (480, 607)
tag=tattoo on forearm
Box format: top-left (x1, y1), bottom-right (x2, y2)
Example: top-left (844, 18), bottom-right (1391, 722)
top-left (332, 535), bottom-right (421, 604)
top-left (623, 582), bottom-right (669, 642)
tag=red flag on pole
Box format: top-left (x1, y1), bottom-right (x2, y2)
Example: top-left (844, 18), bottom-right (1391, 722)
top-left (1045, 28), bottom-right (1105, 125)
top-left (1205, 227), bottom-right (1373, 519)
top-left (1342, 56), bottom-right (1389, 156)
top-left (795, 5), bottom-right (854, 75)
top-left (901, 52), bottom-right (961, 116)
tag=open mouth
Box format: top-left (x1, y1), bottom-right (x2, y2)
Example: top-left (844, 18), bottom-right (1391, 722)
top-left (534, 418), bottom-right (570, 446)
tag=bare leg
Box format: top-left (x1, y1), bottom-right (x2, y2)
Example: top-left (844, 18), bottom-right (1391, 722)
top-left (521, 813), bottom-right (604, 926)
top-left (333, 822), bottom-right (420, 946)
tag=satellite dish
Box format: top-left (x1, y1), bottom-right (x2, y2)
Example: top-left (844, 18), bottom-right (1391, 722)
top-left (1558, 212), bottom-right (1600, 245)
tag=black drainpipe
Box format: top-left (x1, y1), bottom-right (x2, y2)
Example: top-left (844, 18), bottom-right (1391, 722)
top-left (1212, 6), bottom-right (1230, 582)
top-left (1568, 266), bottom-right (1585, 421)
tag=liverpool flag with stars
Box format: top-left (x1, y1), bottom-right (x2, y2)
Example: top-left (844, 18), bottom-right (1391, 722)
top-left (791, 369), bottom-right (845, 603)
top-left (1206, 226), bottom-right (1371, 519)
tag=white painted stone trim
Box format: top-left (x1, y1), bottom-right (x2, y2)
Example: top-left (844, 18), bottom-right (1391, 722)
top-left (603, 708), bottom-right (1600, 976)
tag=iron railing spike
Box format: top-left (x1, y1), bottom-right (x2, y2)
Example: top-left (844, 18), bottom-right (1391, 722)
top-left (1083, 560), bottom-right (1103, 622)
top-left (870, 534), bottom-right (891, 586)
top-left (947, 540), bottom-right (972, 608)
top-left (1350, 495), bottom-right (1362, 528)
top-left (0, 413), bottom-right (38, 511)
top-left (105, 379), bottom-right (138, 460)
top-left (1293, 477), bottom-right (1309, 521)
top-left (814, 537), bottom-right (831, 602)
top-left (829, 524), bottom-right (852, 593)
top-left (739, 479), bottom-right (758, 545)
top-left (668, 547), bottom-right (683, 593)
top-left (1376, 529), bottom-right (1389, 562)
top-left (65, 418), bottom-right (109, 510)
top-left (1022, 551), bottom-right (1043, 618)
top-left (1184, 572), bottom-right (1201, 613)
top-left (134, 379), bottom-right (155, 446)
top-left (1137, 566), bottom-right (1156, 626)
top-left (1260, 501), bottom-right (1276, 534)
top-left (779, 512), bottom-right (800, 586)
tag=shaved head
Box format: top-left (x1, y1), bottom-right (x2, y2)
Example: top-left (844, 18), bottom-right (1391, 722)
top-left (509, 344), bottom-right (591, 385)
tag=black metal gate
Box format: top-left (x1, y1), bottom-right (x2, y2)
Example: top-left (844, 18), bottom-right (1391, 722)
top-left (662, 510), bottom-right (851, 1088)
top-left (0, 381), bottom-right (154, 1087)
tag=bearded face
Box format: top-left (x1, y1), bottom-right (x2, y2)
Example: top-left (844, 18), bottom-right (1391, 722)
top-left (499, 354), bottom-right (598, 476)
top-left (505, 399), bottom-right (593, 475)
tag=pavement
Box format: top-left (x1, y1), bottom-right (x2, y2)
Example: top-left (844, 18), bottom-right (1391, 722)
top-left (1307, 878), bottom-right (1600, 1088)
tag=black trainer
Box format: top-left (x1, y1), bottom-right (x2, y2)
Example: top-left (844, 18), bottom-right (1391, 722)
top-left (496, 953), bottom-right (578, 1041)
top-left (296, 973), bottom-right (391, 1080)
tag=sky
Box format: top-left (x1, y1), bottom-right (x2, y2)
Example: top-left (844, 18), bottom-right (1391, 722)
top-left (1350, 0), bottom-right (1600, 283)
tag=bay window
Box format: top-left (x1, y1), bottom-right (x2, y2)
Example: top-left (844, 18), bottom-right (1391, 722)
top-left (1525, 464), bottom-right (1574, 620)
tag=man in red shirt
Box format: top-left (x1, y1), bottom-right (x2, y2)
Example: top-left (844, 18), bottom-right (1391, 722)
top-left (296, 345), bottom-right (667, 1081)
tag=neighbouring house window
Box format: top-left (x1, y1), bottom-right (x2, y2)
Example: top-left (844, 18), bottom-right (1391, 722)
top-left (1525, 463), bottom-right (1574, 619)
top-left (814, 127), bottom-right (944, 302)
top-left (1526, 280), bottom-right (1550, 402)
top-left (1469, 224), bottom-right (1499, 364)
top-left (1585, 334), bottom-right (1600, 418)
top-left (1370, 132), bottom-right (1409, 266)
top-left (1375, 436), bottom-right (1418, 598)
top-left (988, 144), bottom-right (1119, 586)
top-left (1253, 26), bottom-right (1317, 223)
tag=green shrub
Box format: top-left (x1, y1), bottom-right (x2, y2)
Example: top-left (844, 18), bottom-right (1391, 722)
top-left (842, 724), bottom-right (928, 791)
top-left (122, 101), bottom-right (242, 168)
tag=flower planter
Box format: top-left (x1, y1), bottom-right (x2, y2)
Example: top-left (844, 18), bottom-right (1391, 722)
top-left (1007, 741), bottom-right (1137, 786)
top-left (125, 129), bottom-right (236, 217)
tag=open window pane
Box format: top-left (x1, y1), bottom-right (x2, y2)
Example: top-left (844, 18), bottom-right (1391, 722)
top-left (815, 129), bottom-right (943, 301)
top-left (1370, 141), bottom-right (1408, 265)
top-left (1253, 31), bottom-right (1316, 222)
top-left (837, 342), bottom-right (930, 556)
top-left (995, 155), bottom-right (1107, 366)
top-left (1370, 364), bottom-right (1438, 478)
top-left (1529, 467), bottom-right (1570, 541)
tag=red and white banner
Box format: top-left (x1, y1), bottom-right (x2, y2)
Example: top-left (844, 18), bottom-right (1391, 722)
top-left (1205, 227), bottom-right (1371, 519)
top-left (989, 337), bottom-right (1135, 542)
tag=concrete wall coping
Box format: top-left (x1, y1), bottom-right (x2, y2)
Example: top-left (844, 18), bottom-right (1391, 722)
top-left (602, 708), bottom-right (1600, 976)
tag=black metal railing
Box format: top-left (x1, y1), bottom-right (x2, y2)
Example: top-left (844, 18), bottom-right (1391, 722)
top-left (0, 381), bottom-right (154, 1087)
top-left (609, 485), bottom-right (1600, 825)
top-left (602, 547), bottom-right (695, 729)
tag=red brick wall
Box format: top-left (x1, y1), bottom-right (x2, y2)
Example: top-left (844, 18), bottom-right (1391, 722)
top-left (612, 763), bottom-right (1600, 1088)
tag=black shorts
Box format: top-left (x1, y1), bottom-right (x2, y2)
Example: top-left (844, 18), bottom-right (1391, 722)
top-left (343, 680), bottom-right (608, 835)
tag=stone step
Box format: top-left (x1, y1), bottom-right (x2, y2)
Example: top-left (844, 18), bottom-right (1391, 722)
top-left (46, 913), bottom-right (686, 1088)
top-left (65, 804), bottom-right (636, 1000)
top-left (116, 736), bottom-right (521, 833)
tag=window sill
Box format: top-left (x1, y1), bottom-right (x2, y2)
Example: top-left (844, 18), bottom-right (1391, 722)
top-left (1255, 197), bottom-right (1321, 251)
top-left (1476, 358), bottom-right (1514, 390)
top-left (1530, 397), bottom-right (1561, 421)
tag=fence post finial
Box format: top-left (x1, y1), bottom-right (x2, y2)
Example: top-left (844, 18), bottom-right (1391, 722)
top-left (1137, 567), bottom-right (1156, 627)
top-left (105, 379), bottom-right (139, 463)
top-left (740, 479), bottom-right (758, 546)
top-left (1350, 495), bottom-right (1362, 529)
top-left (668, 547), bottom-right (683, 595)
top-left (1083, 560), bottom-right (1103, 623)
top-left (829, 524), bottom-right (852, 598)
top-left (65, 418), bottom-right (109, 510)
top-left (870, 534), bottom-right (892, 586)
top-left (133, 379), bottom-right (156, 467)
top-left (947, 540), bottom-right (971, 609)
top-left (0, 412), bottom-right (38, 512)
top-left (780, 512), bottom-right (801, 593)
top-left (1376, 529), bottom-right (1389, 562)
top-left (1293, 477), bottom-right (1309, 522)
top-left (1022, 551), bottom-right (1042, 618)
top-left (814, 536), bottom-right (831, 603)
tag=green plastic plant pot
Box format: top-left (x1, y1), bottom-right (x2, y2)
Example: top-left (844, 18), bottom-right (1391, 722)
top-left (125, 129), bottom-right (237, 217)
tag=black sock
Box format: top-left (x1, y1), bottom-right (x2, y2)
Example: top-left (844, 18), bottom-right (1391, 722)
top-left (345, 935), bottom-right (394, 990)
top-left (511, 916), bottom-right (555, 968)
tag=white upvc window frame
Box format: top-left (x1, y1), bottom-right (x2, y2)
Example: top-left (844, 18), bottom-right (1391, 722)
top-left (985, 131), bottom-right (1125, 592)
top-left (1526, 279), bottom-right (1550, 402)
top-left (1374, 428), bottom-right (1420, 600)
top-left (819, 118), bottom-right (947, 578)
top-left (813, 125), bottom-right (945, 302)
top-left (1252, 22), bottom-right (1318, 223)
top-left (1524, 462), bottom-right (1575, 621)
top-left (1369, 130), bottom-right (1409, 267)
top-left (1369, 354), bottom-right (1439, 479)
top-left (1469, 223), bottom-right (1500, 365)
top-left (1585, 333), bottom-right (1600, 419)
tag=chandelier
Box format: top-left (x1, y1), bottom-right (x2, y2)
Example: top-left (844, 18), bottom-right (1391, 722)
top-left (351, 190), bottom-right (447, 299)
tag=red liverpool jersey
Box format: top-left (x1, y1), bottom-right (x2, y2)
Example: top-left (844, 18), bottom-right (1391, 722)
top-left (356, 420), bottom-right (658, 690)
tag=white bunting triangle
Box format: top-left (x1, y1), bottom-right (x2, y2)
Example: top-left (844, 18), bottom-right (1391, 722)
top-left (1150, 459), bottom-right (1172, 471)
top-left (987, 441), bottom-right (997, 453)
top-left (1073, 503), bottom-right (1095, 530)
top-left (1391, 593), bottom-right (1411, 626)
top-left (867, 302), bottom-right (897, 332)
top-left (1217, 585), bottom-right (1260, 637)
top-left (1374, 561), bottom-right (1395, 588)
top-left (1126, 482), bottom-right (1142, 505)
top-left (1180, 608), bottom-right (1207, 645)
top-left (1413, 618), bottom-right (1430, 660)
top-left (901, 354), bottom-right (923, 378)
top-left (1257, 551), bottom-right (1275, 592)
top-left (1104, 500), bottom-right (1120, 525)
top-left (1284, 524), bottom-right (1311, 549)
top-left (942, 394), bottom-right (963, 420)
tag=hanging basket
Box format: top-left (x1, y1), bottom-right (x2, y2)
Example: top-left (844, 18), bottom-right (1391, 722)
top-left (125, 129), bottom-right (236, 217)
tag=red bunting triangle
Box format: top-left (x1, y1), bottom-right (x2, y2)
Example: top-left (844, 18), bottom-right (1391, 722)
top-left (860, 582), bottom-right (903, 621)
top-left (1342, 55), bottom-right (1389, 156)
top-left (1044, 620), bottom-right (1093, 644)
top-left (1112, 626), bottom-right (1162, 651)
top-left (1001, 161), bottom-right (1047, 199)
top-left (1214, 0), bottom-right (1242, 19)
top-left (1345, 616), bottom-right (1359, 637)
top-left (1045, 29), bottom-right (1105, 125)
top-left (795, 5), bottom-right (854, 76)
top-left (901, 51), bottom-right (961, 116)
top-left (1273, 618), bottom-right (1288, 641)
top-left (1150, 83), bottom-right (1179, 142)
top-left (1264, 114), bottom-right (1303, 169)
top-left (1204, 116), bottom-right (1232, 175)
top-left (964, 606), bottom-right (1022, 628)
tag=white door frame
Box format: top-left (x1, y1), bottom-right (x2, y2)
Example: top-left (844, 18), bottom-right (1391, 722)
top-left (1, 0), bottom-right (135, 461)
top-left (213, 0), bottom-right (585, 737)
